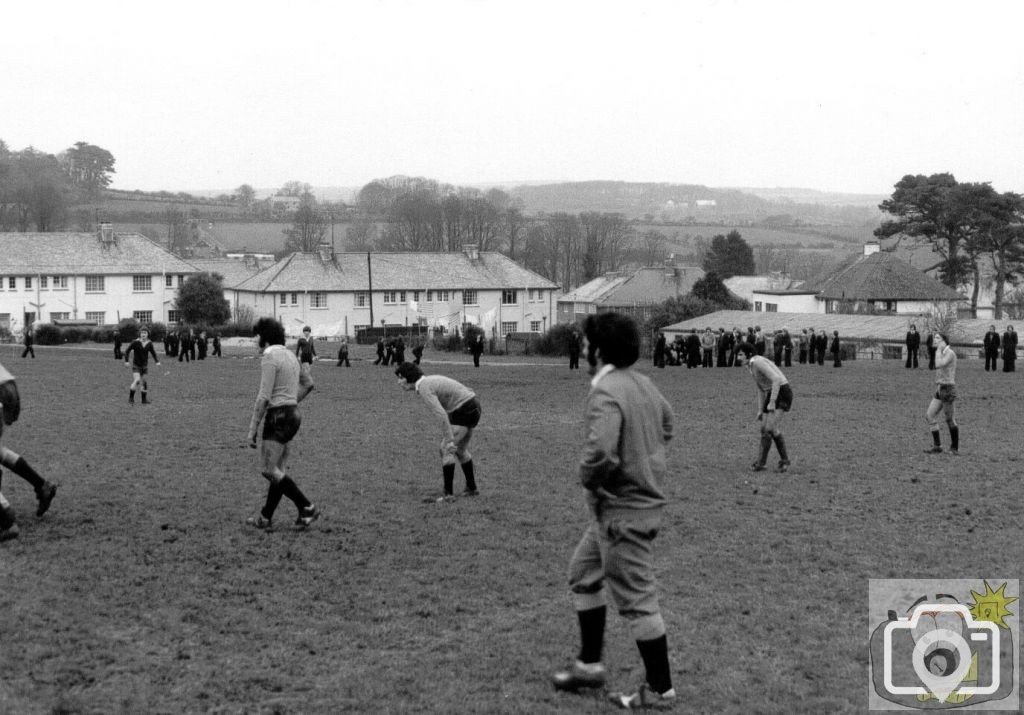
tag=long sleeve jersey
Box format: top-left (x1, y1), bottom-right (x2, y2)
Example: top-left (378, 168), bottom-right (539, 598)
top-left (579, 365), bottom-right (674, 516)
top-left (124, 339), bottom-right (159, 368)
top-left (415, 375), bottom-right (476, 441)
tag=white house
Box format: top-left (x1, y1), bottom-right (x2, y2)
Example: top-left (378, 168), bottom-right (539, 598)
top-left (228, 244), bottom-right (560, 338)
top-left (750, 243), bottom-right (965, 315)
top-left (557, 263), bottom-right (705, 325)
top-left (0, 225), bottom-right (198, 332)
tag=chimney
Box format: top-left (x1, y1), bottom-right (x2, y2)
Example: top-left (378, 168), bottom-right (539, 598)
top-left (243, 253), bottom-right (258, 269)
top-left (463, 243), bottom-right (480, 261)
top-left (864, 241), bottom-right (880, 256)
top-left (316, 242), bottom-right (333, 262)
top-left (98, 222), bottom-right (115, 245)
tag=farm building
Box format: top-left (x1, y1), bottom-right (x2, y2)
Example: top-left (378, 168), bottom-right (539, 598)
top-left (228, 243), bottom-right (560, 338)
top-left (557, 263), bottom-right (705, 324)
top-left (0, 226), bottom-right (198, 332)
top-left (750, 242), bottom-right (965, 315)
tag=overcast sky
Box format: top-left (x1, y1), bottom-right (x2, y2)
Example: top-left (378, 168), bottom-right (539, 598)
top-left (4, 0), bottom-right (1023, 196)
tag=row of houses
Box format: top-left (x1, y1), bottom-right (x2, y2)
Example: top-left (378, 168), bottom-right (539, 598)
top-left (0, 228), bottom-right (985, 340)
top-left (0, 227), bottom-right (560, 338)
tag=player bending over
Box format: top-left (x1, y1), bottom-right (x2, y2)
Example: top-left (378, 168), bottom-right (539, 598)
top-left (736, 342), bottom-right (793, 473)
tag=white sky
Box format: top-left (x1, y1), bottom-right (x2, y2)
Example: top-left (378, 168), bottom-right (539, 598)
top-left (4, 0), bottom-right (1023, 196)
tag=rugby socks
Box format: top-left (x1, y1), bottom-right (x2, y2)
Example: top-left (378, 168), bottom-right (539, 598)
top-left (950, 426), bottom-right (959, 451)
top-left (129, 389), bottom-right (135, 403)
top-left (636, 634), bottom-right (673, 696)
top-left (758, 434), bottom-right (773, 465)
top-left (262, 480), bottom-right (284, 520)
top-left (2, 455), bottom-right (45, 491)
top-left (461, 460), bottom-right (477, 492)
top-left (279, 476), bottom-right (311, 510)
top-left (576, 605), bottom-right (606, 664)
top-left (773, 434), bottom-right (789, 461)
top-left (931, 430), bottom-right (941, 447)
top-left (442, 464), bottom-right (455, 496)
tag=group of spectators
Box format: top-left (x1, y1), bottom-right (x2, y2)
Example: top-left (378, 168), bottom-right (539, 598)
top-left (906, 323), bottom-right (1018, 372)
top-left (112, 329), bottom-right (221, 362)
top-left (653, 326), bottom-right (843, 370)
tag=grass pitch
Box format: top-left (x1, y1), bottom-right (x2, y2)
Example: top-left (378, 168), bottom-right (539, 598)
top-left (0, 343), bottom-right (1020, 714)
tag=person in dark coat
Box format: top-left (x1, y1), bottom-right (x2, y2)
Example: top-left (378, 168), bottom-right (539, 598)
top-left (815, 329), bottom-right (828, 366)
top-left (830, 330), bottom-right (842, 368)
top-left (470, 334), bottom-right (485, 368)
top-left (373, 337), bottom-right (386, 366)
top-left (114, 333), bottom-right (123, 360)
top-left (394, 337), bottom-right (406, 365)
top-left (685, 330), bottom-right (701, 369)
top-left (411, 342), bottom-right (424, 366)
top-left (21, 328), bottom-right (34, 359)
top-left (981, 325), bottom-right (999, 372)
top-left (178, 329), bottom-right (192, 363)
top-left (716, 328), bottom-right (732, 367)
top-left (568, 329), bottom-right (582, 370)
top-left (653, 332), bottom-right (666, 368)
top-left (1002, 325), bottom-right (1018, 372)
top-left (905, 324), bottom-right (921, 368)
top-left (797, 329), bottom-right (809, 364)
top-left (925, 331), bottom-right (937, 370)
top-left (196, 331), bottom-right (208, 360)
top-left (212, 334), bottom-right (222, 358)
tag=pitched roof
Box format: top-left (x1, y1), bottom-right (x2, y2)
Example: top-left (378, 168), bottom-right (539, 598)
top-left (799, 251), bottom-right (964, 302)
top-left (0, 232), bottom-right (198, 275)
top-left (186, 258), bottom-right (276, 288)
top-left (234, 251), bottom-right (560, 293)
top-left (559, 265), bottom-right (705, 306)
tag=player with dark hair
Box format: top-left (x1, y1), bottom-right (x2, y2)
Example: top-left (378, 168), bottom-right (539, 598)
top-left (395, 362), bottom-right (481, 501)
top-left (245, 317), bottom-right (319, 530)
top-left (736, 341), bottom-right (793, 472)
top-left (552, 312), bottom-right (676, 710)
top-left (924, 333), bottom-right (959, 454)
top-left (124, 327), bottom-right (161, 404)
top-left (0, 360), bottom-right (58, 541)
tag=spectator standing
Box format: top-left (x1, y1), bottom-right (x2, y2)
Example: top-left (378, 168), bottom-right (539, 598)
top-left (1002, 325), bottom-right (1018, 372)
top-left (21, 328), bottom-right (34, 359)
top-left (905, 324), bottom-right (921, 369)
top-left (830, 330), bottom-right (843, 368)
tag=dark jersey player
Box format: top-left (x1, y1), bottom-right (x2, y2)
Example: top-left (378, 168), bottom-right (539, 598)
top-left (124, 327), bottom-right (161, 404)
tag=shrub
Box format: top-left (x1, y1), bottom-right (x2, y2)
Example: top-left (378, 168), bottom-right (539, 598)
top-left (34, 324), bottom-right (63, 345)
top-left (536, 323), bottom-right (579, 356)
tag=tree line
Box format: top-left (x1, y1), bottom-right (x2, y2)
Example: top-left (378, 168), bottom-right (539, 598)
top-left (0, 139), bottom-right (115, 231)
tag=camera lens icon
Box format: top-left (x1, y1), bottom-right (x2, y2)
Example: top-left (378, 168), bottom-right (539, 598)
top-left (883, 603), bottom-right (1000, 703)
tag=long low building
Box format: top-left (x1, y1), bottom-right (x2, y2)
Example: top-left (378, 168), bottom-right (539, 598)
top-left (228, 243), bottom-right (560, 338)
top-left (0, 226), bottom-right (198, 332)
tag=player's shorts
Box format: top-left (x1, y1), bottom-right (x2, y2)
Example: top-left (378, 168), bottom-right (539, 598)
top-left (0, 380), bottom-right (21, 427)
top-left (448, 397), bottom-right (482, 428)
top-left (934, 384), bottom-right (957, 403)
top-left (762, 384), bottom-right (793, 412)
top-left (132, 365), bottom-right (148, 376)
top-left (262, 405), bottom-right (302, 444)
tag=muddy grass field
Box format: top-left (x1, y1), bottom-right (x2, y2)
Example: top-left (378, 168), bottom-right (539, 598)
top-left (0, 343), bottom-right (1020, 714)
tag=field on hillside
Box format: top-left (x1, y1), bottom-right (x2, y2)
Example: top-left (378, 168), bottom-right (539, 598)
top-left (0, 344), bottom-right (1020, 713)
top-left (638, 223), bottom-right (875, 251)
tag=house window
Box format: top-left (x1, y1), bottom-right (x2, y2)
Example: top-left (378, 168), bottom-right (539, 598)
top-left (437, 290), bottom-right (449, 302)
top-left (166, 275), bottom-right (174, 288)
top-left (280, 293), bottom-right (287, 305)
top-left (290, 293), bottom-right (298, 306)
top-left (85, 311), bottom-right (105, 324)
top-left (168, 310), bottom-right (180, 324)
top-left (50, 311), bottom-right (70, 321)
top-left (24, 277), bottom-right (32, 290)
top-left (0, 314), bottom-right (9, 329)
top-left (754, 301), bottom-right (762, 312)
top-left (502, 289), bottom-right (518, 305)
top-left (133, 311), bottom-right (153, 323)
top-left (383, 291), bottom-right (397, 304)
top-left (8, 277), bottom-right (14, 290)
top-left (53, 276), bottom-right (68, 289)
top-left (0, 277), bottom-right (4, 291)
top-left (530, 320), bottom-right (541, 332)
top-left (412, 290), bottom-right (420, 302)
top-left (766, 303), bottom-right (778, 312)
top-left (40, 276), bottom-right (48, 289)
top-left (310, 292), bottom-right (327, 308)
top-left (501, 321), bottom-right (518, 335)
top-left (354, 292), bottom-right (369, 308)
top-left (178, 275), bottom-right (185, 286)
top-left (463, 290), bottom-right (478, 306)
top-left (426, 290), bottom-right (433, 302)
top-left (133, 275), bottom-right (152, 292)
top-left (85, 276), bottom-right (105, 292)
